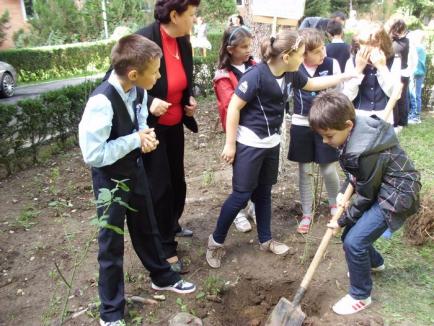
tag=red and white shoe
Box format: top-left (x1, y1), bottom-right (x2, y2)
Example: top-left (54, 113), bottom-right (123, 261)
top-left (297, 215), bottom-right (312, 234)
top-left (332, 294), bottom-right (371, 315)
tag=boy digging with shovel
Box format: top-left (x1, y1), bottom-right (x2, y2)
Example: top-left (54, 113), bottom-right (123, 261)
top-left (309, 90), bottom-right (421, 315)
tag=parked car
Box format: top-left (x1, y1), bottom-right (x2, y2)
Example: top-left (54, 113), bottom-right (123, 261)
top-left (0, 61), bottom-right (17, 98)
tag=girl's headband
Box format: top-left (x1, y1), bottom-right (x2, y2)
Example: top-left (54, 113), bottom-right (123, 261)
top-left (228, 25), bottom-right (251, 44)
top-left (272, 34), bottom-right (303, 53)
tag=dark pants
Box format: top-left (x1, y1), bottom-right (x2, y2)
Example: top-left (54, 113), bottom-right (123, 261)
top-left (394, 77), bottom-right (410, 127)
top-left (143, 123), bottom-right (186, 259)
top-left (92, 169), bottom-right (179, 322)
top-left (213, 184), bottom-right (272, 244)
top-left (342, 202), bottom-right (388, 300)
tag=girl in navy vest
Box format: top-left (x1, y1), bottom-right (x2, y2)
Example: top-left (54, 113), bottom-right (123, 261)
top-left (213, 25), bottom-right (256, 233)
top-left (206, 30), bottom-right (355, 269)
top-left (343, 23), bottom-right (400, 124)
top-left (288, 28), bottom-right (342, 234)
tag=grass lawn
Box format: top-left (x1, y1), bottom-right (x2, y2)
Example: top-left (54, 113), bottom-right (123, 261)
top-left (373, 113), bottom-right (434, 325)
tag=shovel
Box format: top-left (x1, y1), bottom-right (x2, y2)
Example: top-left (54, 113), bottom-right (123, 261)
top-left (265, 83), bottom-right (403, 326)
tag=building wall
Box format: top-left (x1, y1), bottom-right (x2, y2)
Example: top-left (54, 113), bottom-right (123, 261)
top-left (1, 0), bottom-right (29, 50)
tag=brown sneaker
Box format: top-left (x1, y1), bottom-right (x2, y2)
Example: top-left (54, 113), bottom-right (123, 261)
top-left (259, 239), bottom-right (289, 255)
top-left (206, 235), bottom-right (226, 268)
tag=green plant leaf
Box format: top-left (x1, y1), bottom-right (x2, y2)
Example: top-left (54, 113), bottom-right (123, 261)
top-left (97, 188), bottom-right (112, 203)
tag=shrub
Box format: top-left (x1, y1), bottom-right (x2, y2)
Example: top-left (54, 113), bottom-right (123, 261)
top-left (0, 80), bottom-right (100, 177)
top-left (0, 41), bottom-right (114, 82)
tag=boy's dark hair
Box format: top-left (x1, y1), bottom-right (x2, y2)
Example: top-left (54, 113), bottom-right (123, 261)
top-left (154, 0), bottom-right (200, 24)
top-left (218, 25), bottom-right (252, 70)
top-left (330, 11), bottom-right (347, 22)
top-left (299, 28), bottom-right (324, 53)
top-left (327, 20), bottom-right (343, 37)
top-left (111, 34), bottom-right (162, 76)
top-left (309, 90), bottom-right (355, 131)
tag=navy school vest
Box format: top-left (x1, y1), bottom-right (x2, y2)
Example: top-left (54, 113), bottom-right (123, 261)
top-left (353, 56), bottom-right (394, 111)
top-left (293, 57), bottom-right (334, 116)
top-left (91, 81), bottom-right (147, 194)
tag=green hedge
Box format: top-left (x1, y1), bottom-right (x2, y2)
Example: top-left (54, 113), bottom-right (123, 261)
top-left (0, 80), bottom-right (100, 176)
top-left (0, 41), bottom-right (114, 83)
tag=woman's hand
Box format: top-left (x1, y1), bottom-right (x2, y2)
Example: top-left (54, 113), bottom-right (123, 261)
top-left (150, 98), bottom-right (171, 117)
top-left (221, 143), bottom-right (236, 164)
top-left (370, 48), bottom-right (387, 70)
top-left (184, 96), bottom-right (197, 117)
top-left (355, 46), bottom-right (371, 74)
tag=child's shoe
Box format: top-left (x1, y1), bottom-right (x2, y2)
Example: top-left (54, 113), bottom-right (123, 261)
top-left (100, 320), bottom-right (126, 326)
top-left (151, 279), bottom-right (196, 294)
top-left (347, 264), bottom-right (385, 277)
top-left (297, 215), bottom-right (312, 234)
top-left (371, 263), bottom-right (385, 272)
top-left (246, 201), bottom-right (257, 225)
top-left (233, 211), bottom-right (252, 232)
top-left (206, 234), bottom-right (226, 268)
top-left (259, 239), bottom-right (289, 255)
top-left (329, 204), bottom-right (338, 216)
top-left (332, 294), bottom-right (371, 315)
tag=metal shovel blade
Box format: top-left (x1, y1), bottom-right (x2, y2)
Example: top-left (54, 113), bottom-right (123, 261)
top-left (265, 297), bottom-right (306, 326)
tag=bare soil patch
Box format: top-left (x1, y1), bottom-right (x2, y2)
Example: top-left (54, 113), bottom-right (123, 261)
top-left (1, 101), bottom-right (387, 325)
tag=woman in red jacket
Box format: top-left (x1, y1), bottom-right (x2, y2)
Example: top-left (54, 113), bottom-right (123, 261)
top-left (213, 25), bottom-right (256, 233)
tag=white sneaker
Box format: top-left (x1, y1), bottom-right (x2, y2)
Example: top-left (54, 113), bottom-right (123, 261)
top-left (332, 294), bottom-right (371, 315)
top-left (371, 264), bottom-right (385, 272)
top-left (246, 201), bottom-right (257, 225)
top-left (100, 319), bottom-right (126, 326)
top-left (259, 239), bottom-right (290, 255)
top-left (151, 280), bottom-right (196, 294)
top-left (394, 126), bottom-right (403, 134)
top-left (233, 211), bottom-right (252, 232)
top-left (206, 234), bottom-right (226, 268)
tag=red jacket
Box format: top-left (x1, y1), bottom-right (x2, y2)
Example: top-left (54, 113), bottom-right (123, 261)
top-left (213, 68), bottom-right (238, 132)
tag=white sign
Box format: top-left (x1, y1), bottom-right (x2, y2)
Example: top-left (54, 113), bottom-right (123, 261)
top-left (251, 0), bottom-right (305, 20)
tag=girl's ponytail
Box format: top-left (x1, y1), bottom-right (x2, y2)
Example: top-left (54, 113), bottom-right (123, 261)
top-left (260, 30), bottom-right (303, 62)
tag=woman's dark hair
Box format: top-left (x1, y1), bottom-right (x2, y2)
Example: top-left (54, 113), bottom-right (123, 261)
top-left (218, 25), bottom-right (252, 70)
top-left (154, 0), bottom-right (201, 24)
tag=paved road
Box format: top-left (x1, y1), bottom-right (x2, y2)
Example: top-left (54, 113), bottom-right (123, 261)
top-left (0, 73), bottom-right (104, 105)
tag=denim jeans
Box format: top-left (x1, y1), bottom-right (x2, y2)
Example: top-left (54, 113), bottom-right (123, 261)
top-left (409, 76), bottom-right (425, 120)
top-left (342, 202), bottom-right (388, 299)
top-left (213, 184), bottom-right (272, 244)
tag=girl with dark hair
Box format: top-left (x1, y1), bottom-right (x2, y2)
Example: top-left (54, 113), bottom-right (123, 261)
top-left (206, 30), bottom-right (353, 269)
top-left (213, 25), bottom-right (256, 233)
top-left (387, 18), bottom-right (410, 128)
top-left (136, 0), bottom-right (201, 274)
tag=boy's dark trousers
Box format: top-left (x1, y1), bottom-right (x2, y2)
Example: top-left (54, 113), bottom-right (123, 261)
top-left (342, 202), bottom-right (388, 300)
top-left (92, 167), bottom-right (180, 322)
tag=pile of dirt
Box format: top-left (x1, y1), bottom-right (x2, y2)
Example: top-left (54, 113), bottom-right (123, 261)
top-left (404, 197), bottom-right (434, 245)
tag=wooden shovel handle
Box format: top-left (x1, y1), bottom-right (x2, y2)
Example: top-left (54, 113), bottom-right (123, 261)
top-left (298, 82), bottom-right (403, 292)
